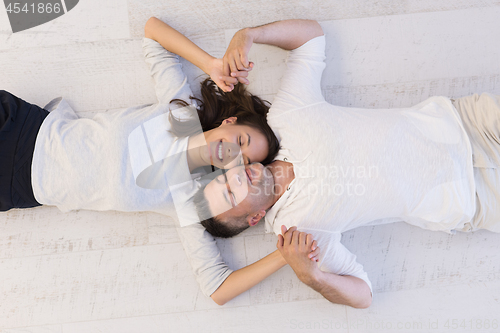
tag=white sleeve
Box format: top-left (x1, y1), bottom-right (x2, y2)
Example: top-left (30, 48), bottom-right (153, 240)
top-left (301, 229), bottom-right (373, 294)
top-left (142, 38), bottom-right (194, 105)
top-left (270, 36), bottom-right (326, 115)
top-left (176, 223), bottom-right (233, 297)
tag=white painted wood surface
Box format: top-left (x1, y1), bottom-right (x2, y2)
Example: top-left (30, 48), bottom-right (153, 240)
top-left (1, 1), bottom-right (500, 332)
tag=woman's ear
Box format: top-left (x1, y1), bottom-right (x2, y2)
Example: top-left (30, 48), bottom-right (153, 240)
top-left (221, 116), bottom-right (237, 125)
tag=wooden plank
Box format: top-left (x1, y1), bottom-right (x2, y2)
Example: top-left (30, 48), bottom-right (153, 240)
top-left (322, 75), bottom-right (500, 109)
top-left (343, 223), bottom-right (500, 293)
top-left (0, 0), bottom-right (130, 49)
top-left (0, 325), bottom-right (62, 333)
top-left (346, 280), bottom-right (500, 333)
top-left (0, 207), bottom-right (153, 259)
top-left (0, 244), bottom-right (198, 328)
top-left (235, 8), bottom-right (500, 107)
top-left (127, 0), bottom-right (500, 37)
top-left (0, 39), bottom-right (156, 111)
top-left (61, 298), bottom-right (348, 333)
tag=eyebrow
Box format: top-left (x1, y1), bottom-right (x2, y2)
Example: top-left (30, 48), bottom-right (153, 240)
top-left (246, 133), bottom-right (251, 164)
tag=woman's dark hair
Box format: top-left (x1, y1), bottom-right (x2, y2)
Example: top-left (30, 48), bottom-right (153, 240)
top-left (169, 78), bottom-right (279, 165)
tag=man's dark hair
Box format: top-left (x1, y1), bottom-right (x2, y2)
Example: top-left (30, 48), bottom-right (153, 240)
top-left (192, 183), bottom-right (250, 238)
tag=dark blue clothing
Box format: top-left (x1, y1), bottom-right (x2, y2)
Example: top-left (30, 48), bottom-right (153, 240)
top-left (0, 90), bottom-right (49, 211)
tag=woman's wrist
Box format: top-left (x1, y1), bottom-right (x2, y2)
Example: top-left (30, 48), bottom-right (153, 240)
top-left (204, 56), bottom-right (218, 75)
top-left (241, 27), bottom-right (257, 43)
top-left (272, 249), bottom-right (288, 267)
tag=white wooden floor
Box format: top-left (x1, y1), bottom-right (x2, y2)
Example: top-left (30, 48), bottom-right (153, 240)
top-left (1, 1), bottom-right (500, 332)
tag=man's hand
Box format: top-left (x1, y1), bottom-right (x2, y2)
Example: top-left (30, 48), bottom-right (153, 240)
top-left (277, 225), bottom-right (322, 284)
top-left (223, 28), bottom-right (255, 85)
top-left (208, 58), bottom-right (252, 92)
top-left (221, 20), bottom-right (323, 88)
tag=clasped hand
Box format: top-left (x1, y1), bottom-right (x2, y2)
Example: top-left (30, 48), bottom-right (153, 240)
top-left (277, 225), bottom-right (322, 284)
top-left (209, 29), bottom-right (255, 92)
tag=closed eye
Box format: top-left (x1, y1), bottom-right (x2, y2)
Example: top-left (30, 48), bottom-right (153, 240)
top-left (228, 188), bottom-right (237, 205)
top-left (222, 171), bottom-right (237, 207)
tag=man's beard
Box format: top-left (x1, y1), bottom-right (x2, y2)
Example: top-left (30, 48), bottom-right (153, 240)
top-left (247, 166), bottom-right (274, 199)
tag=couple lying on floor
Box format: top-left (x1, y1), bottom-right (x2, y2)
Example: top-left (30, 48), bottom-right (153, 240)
top-left (3, 17), bottom-right (500, 309)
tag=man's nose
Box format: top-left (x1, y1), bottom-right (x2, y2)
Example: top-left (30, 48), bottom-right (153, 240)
top-left (230, 171), bottom-right (241, 185)
top-left (230, 166), bottom-right (247, 184)
top-left (248, 162), bottom-right (262, 172)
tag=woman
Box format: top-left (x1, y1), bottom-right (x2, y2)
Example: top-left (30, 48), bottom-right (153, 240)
top-left (0, 17), bottom-right (279, 216)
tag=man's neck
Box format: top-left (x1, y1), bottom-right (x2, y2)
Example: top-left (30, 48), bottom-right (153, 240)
top-left (267, 160), bottom-right (295, 206)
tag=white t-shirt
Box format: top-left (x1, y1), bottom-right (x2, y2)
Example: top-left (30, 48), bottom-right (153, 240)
top-left (31, 38), bottom-right (233, 297)
top-left (263, 36), bottom-right (476, 293)
top-left (32, 38), bottom-right (196, 214)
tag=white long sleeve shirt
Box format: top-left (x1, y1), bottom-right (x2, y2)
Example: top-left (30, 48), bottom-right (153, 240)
top-left (31, 38), bottom-right (233, 297)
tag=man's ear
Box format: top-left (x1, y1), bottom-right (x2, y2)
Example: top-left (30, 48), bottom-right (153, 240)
top-left (247, 210), bottom-right (266, 226)
top-left (221, 116), bottom-right (237, 126)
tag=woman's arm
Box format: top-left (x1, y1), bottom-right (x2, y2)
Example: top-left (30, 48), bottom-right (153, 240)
top-left (144, 17), bottom-right (242, 92)
top-left (210, 227), bottom-right (320, 305)
top-left (210, 249), bottom-right (287, 305)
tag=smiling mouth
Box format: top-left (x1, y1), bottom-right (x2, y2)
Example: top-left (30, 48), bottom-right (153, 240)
top-left (217, 141), bottom-right (224, 162)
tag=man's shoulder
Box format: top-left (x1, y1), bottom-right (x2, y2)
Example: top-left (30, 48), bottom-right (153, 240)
top-left (264, 192), bottom-right (305, 233)
top-left (290, 35), bottom-right (326, 56)
top-left (267, 101), bottom-right (330, 121)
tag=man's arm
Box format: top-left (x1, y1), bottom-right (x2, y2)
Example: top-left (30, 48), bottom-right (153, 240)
top-left (223, 19), bottom-right (324, 77)
top-left (277, 226), bottom-right (372, 309)
top-left (306, 269), bottom-right (372, 309)
top-left (144, 17), bottom-right (242, 92)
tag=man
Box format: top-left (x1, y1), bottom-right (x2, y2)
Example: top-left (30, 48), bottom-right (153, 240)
top-left (189, 19), bottom-right (500, 308)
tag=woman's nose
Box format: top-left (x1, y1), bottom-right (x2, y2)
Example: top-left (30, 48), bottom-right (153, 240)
top-left (227, 143), bottom-right (241, 157)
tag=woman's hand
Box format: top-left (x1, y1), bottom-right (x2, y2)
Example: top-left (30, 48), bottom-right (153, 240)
top-left (144, 17), bottom-right (248, 93)
top-left (223, 28), bottom-right (255, 85)
top-left (208, 58), bottom-right (252, 92)
top-left (208, 58), bottom-right (238, 92)
top-left (309, 239), bottom-right (320, 262)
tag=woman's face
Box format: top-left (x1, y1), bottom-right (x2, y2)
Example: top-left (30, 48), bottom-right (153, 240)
top-left (202, 117), bottom-right (269, 169)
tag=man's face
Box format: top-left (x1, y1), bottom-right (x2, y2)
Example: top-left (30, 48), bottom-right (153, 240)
top-left (203, 163), bottom-right (275, 224)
